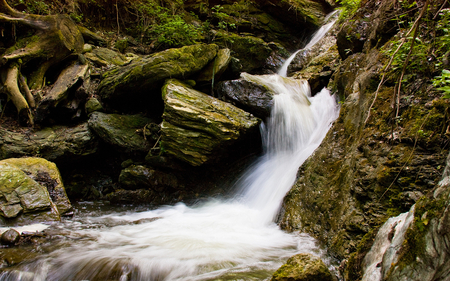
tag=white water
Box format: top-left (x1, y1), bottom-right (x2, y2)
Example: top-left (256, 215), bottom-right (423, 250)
top-left (3, 27), bottom-right (340, 281)
top-left (278, 13), bottom-right (338, 77)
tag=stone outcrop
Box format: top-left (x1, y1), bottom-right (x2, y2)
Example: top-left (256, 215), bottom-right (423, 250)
top-left (88, 112), bottom-right (155, 155)
top-left (119, 164), bottom-right (179, 192)
top-left (161, 79), bottom-right (260, 166)
top-left (97, 44), bottom-right (219, 108)
top-left (0, 123), bottom-right (98, 163)
top-left (0, 157), bottom-right (71, 225)
top-left (271, 253), bottom-right (334, 281)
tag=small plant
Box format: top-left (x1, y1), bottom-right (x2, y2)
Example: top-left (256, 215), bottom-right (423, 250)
top-left (337, 0), bottom-right (361, 20)
top-left (433, 69), bottom-right (450, 98)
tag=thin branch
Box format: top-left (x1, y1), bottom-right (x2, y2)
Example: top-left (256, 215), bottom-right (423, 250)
top-left (365, 0), bottom-right (430, 124)
top-left (433, 0), bottom-right (448, 20)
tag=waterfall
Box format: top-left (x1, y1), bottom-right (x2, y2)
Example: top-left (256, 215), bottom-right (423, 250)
top-left (0, 20), bottom-right (339, 281)
top-left (278, 12), bottom-right (338, 77)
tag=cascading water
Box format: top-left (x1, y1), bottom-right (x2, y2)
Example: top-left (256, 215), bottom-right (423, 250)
top-left (0, 18), bottom-right (339, 281)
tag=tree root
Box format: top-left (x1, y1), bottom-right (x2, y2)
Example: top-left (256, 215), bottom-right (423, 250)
top-left (1, 63), bottom-right (33, 125)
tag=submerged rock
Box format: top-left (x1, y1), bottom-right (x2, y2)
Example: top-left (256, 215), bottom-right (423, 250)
top-left (1, 229), bottom-right (20, 245)
top-left (271, 253), bottom-right (333, 281)
top-left (0, 157), bottom-right (70, 225)
top-left (161, 79), bottom-right (260, 166)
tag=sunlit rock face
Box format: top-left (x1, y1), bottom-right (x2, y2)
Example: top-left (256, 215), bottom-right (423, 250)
top-left (161, 79), bottom-right (260, 166)
top-left (0, 157), bottom-right (71, 225)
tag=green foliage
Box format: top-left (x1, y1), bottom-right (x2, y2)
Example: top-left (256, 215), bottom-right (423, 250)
top-left (381, 7), bottom-right (450, 85)
top-left (337, 0), bottom-right (361, 20)
top-left (212, 5), bottom-right (236, 31)
top-left (433, 69), bottom-right (450, 98)
top-left (129, 0), bottom-right (202, 49)
top-left (18, 0), bottom-right (50, 15)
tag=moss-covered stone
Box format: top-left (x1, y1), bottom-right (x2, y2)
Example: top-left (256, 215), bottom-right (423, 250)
top-left (119, 164), bottom-right (179, 192)
top-left (97, 44), bottom-right (219, 107)
top-left (271, 253), bottom-right (333, 281)
top-left (0, 123), bottom-right (98, 163)
top-left (0, 157), bottom-right (70, 225)
top-left (88, 112), bottom-right (153, 155)
top-left (161, 79), bottom-right (260, 166)
top-left (1, 157), bottom-right (71, 215)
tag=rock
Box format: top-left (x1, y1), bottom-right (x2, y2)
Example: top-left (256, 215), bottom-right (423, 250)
top-left (161, 79), bottom-right (260, 166)
top-left (287, 19), bottom-right (338, 76)
top-left (271, 253), bottom-right (334, 281)
top-left (213, 32), bottom-right (273, 73)
top-left (197, 48), bottom-right (231, 84)
top-left (88, 112), bottom-right (154, 155)
top-left (0, 158), bottom-right (67, 224)
top-left (1, 229), bottom-right (20, 245)
top-left (1, 157), bottom-right (72, 215)
top-left (85, 97), bottom-right (103, 114)
top-left (119, 164), bottom-right (179, 192)
top-left (257, 0), bottom-right (333, 31)
top-left (218, 72), bottom-right (311, 119)
top-left (0, 123), bottom-right (98, 163)
top-left (85, 47), bottom-right (132, 67)
top-left (78, 26), bottom-right (106, 47)
top-left (97, 44), bottom-right (219, 108)
top-left (217, 74), bottom-right (275, 119)
top-left (106, 188), bottom-right (158, 205)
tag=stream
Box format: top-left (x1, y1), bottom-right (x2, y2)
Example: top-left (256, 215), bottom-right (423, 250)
top-left (0, 15), bottom-right (340, 281)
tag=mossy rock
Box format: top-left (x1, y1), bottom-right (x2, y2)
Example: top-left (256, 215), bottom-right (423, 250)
top-left (161, 79), bottom-right (260, 166)
top-left (88, 112), bottom-right (153, 155)
top-left (213, 32), bottom-right (273, 73)
top-left (0, 124), bottom-right (98, 163)
top-left (97, 44), bottom-right (219, 108)
top-left (271, 253), bottom-right (333, 281)
top-left (0, 157), bottom-right (70, 225)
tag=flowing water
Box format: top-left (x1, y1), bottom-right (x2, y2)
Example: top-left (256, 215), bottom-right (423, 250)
top-left (1, 19), bottom-right (340, 281)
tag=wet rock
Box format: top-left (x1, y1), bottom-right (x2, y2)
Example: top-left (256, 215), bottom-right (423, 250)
top-left (0, 158), bottom-right (69, 224)
top-left (0, 123), bottom-right (98, 163)
top-left (97, 44), bottom-right (218, 109)
top-left (1, 229), bottom-right (20, 245)
top-left (161, 79), bottom-right (260, 166)
top-left (217, 74), bottom-right (275, 119)
top-left (119, 165), bottom-right (179, 192)
top-left (106, 188), bottom-right (158, 204)
top-left (271, 253), bottom-right (334, 281)
top-left (1, 157), bottom-right (72, 215)
top-left (88, 112), bottom-right (154, 155)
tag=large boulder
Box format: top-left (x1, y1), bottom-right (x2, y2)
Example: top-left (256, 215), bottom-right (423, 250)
top-left (217, 73), bottom-right (310, 119)
top-left (0, 157), bottom-right (71, 225)
top-left (161, 79), bottom-right (260, 166)
top-left (88, 112), bottom-right (155, 155)
top-left (271, 253), bottom-right (334, 281)
top-left (97, 44), bottom-right (219, 109)
top-left (213, 31), bottom-right (278, 73)
top-left (0, 123), bottom-right (98, 163)
top-left (217, 73), bottom-right (275, 119)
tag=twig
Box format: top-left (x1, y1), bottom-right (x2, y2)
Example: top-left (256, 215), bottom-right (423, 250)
top-left (379, 111), bottom-right (431, 201)
top-left (433, 0), bottom-right (448, 20)
top-left (116, 0), bottom-right (120, 36)
top-left (152, 134), bottom-right (162, 149)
